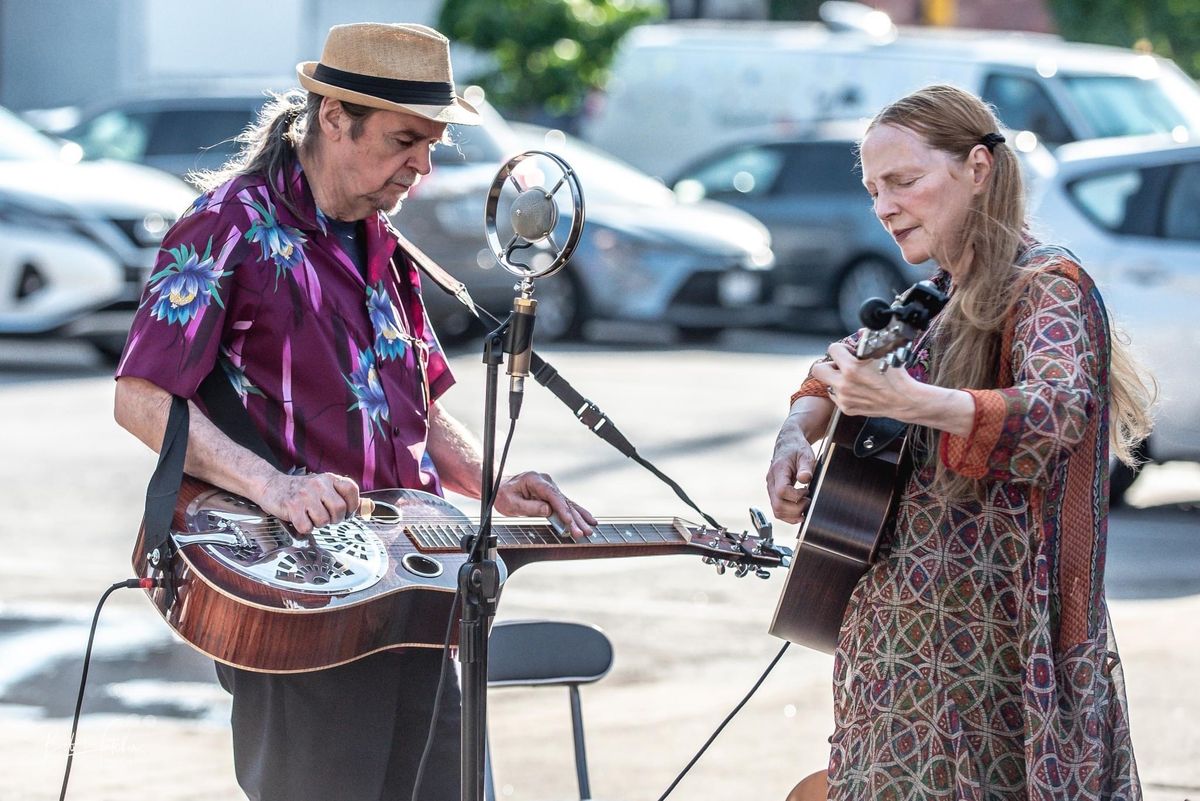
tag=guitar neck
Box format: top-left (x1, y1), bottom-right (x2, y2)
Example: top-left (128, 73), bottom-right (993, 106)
top-left (406, 519), bottom-right (695, 570)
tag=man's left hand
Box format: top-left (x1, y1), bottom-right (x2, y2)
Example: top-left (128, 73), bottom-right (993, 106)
top-left (494, 471), bottom-right (597, 539)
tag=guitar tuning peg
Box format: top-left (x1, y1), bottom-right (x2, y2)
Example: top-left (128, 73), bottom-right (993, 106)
top-left (714, 561), bottom-right (727, 575)
top-left (755, 568), bottom-right (771, 580)
top-left (735, 564), bottom-right (751, 578)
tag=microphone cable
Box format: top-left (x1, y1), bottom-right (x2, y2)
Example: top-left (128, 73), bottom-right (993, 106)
top-left (59, 577), bottom-right (161, 801)
top-left (410, 414), bottom-right (519, 801)
top-left (655, 641), bottom-right (791, 801)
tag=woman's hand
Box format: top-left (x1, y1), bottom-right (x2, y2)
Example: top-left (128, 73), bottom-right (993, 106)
top-left (767, 415), bottom-right (818, 524)
top-left (811, 343), bottom-right (924, 420)
top-left (811, 343), bottom-right (975, 436)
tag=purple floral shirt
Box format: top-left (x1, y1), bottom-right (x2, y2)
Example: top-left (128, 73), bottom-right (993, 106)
top-left (116, 161), bottom-right (454, 493)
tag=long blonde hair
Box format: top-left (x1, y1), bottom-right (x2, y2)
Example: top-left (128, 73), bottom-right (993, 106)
top-left (866, 85), bottom-right (1155, 497)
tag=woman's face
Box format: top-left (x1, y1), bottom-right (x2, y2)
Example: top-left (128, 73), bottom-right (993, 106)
top-left (860, 124), bottom-right (986, 277)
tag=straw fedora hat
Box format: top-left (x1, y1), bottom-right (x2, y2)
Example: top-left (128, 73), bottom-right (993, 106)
top-left (297, 22), bottom-right (480, 125)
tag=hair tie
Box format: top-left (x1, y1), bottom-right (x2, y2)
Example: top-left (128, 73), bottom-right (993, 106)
top-left (980, 132), bottom-right (1006, 151)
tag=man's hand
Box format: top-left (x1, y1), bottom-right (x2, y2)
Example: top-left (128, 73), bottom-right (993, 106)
top-left (767, 416), bottom-right (818, 525)
top-left (493, 471), bottom-right (597, 539)
top-left (258, 472), bottom-right (361, 535)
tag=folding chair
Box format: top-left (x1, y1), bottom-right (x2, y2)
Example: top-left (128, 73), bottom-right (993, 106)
top-left (485, 619), bottom-right (615, 801)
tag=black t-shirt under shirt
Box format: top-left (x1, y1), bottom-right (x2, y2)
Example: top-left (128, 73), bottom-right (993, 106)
top-left (326, 217), bottom-right (368, 280)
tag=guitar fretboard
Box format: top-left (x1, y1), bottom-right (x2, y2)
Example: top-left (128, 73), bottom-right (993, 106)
top-left (407, 521), bottom-right (687, 552)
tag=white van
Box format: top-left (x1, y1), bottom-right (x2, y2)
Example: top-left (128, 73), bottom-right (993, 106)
top-left (582, 19), bottom-right (1200, 179)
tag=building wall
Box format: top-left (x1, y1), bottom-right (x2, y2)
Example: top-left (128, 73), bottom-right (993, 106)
top-left (869, 0), bottom-right (1056, 33)
top-left (0, 0), bottom-right (124, 110)
top-left (0, 0), bottom-right (441, 112)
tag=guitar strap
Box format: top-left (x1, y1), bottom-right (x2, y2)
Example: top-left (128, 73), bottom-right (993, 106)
top-left (393, 233), bottom-right (723, 530)
top-left (141, 368), bottom-right (283, 608)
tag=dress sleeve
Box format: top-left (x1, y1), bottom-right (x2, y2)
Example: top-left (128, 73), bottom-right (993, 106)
top-left (938, 269), bottom-right (1099, 483)
top-left (789, 329), bottom-right (862, 406)
top-left (115, 205), bottom-right (248, 398)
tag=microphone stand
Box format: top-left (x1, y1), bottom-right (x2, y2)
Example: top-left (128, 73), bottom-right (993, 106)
top-left (459, 277), bottom-right (535, 801)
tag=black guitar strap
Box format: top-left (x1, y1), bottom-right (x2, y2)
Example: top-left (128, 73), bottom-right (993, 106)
top-left (394, 233), bottom-right (723, 530)
top-left (140, 368), bottom-right (282, 608)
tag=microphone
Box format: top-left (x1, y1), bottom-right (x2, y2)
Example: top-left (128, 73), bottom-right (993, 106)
top-left (510, 188), bottom-right (558, 242)
top-left (483, 151), bottom-right (586, 419)
top-left (505, 294), bottom-right (536, 419)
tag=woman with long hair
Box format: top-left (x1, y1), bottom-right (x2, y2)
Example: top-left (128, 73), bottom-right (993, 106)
top-left (768, 84), bottom-right (1155, 800)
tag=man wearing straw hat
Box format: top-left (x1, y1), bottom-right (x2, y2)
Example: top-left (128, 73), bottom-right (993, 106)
top-left (114, 22), bottom-right (595, 801)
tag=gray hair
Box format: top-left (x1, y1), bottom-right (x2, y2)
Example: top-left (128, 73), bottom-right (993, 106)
top-left (189, 89), bottom-right (376, 217)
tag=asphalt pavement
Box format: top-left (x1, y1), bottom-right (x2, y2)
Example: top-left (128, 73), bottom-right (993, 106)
top-left (1, 329), bottom-right (1197, 801)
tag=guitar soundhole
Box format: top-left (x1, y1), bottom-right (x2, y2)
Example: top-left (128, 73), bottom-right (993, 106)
top-left (401, 553), bottom-right (443, 578)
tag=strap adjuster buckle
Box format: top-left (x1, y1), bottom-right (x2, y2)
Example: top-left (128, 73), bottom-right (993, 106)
top-left (576, 401), bottom-right (607, 431)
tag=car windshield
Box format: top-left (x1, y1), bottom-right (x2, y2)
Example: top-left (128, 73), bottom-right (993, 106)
top-left (518, 130), bottom-right (676, 207)
top-left (0, 106), bottom-right (67, 160)
top-left (1061, 74), bottom-right (1199, 138)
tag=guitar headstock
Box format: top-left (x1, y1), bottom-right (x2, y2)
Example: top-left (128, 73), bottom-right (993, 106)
top-left (855, 279), bottom-right (949, 365)
top-left (677, 517), bottom-right (792, 578)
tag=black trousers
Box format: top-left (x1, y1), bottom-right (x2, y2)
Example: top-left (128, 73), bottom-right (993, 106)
top-left (215, 649), bottom-right (461, 801)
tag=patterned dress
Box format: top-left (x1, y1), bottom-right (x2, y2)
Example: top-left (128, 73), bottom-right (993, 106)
top-left (793, 245), bottom-right (1141, 800)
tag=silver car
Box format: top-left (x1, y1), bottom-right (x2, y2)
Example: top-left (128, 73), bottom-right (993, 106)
top-left (50, 91), bottom-right (779, 343)
top-left (669, 122), bottom-right (935, 333)
top-left (1024, 133), bottom-right (1200, 496)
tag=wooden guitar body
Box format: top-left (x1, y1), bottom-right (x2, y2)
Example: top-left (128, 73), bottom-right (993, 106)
top-left (133, 476), bottom-right (785, 673)
top-left (768, 278), bottom-right (946, 653)
top-left (768, 414), bottom-right (908, 653)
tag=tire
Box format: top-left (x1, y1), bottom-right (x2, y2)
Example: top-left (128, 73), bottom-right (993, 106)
top-left (534, 271), bottom-right (586, 341)
top-left (677, 326), bottom-right (724, 344)
top-left (1110, 439), bottom-right (1151, 508)
top-left (836, 258), bottom-right (907, 334)
top-left (86, 333), bottom-right (129, 367)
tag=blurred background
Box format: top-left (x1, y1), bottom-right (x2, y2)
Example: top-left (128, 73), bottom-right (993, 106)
top-left (1, 1), bottom-right (1199, 799)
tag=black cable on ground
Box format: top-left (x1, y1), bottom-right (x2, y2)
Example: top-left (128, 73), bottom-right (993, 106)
top-left (59, 577), bottom-right (155, 801)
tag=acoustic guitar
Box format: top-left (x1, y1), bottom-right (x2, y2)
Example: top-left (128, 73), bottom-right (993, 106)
top-left (133, 476), bottom-right (789, 673)
top-left (768, 280), bottom-right (947, 653)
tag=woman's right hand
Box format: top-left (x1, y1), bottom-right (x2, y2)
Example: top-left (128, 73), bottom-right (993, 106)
top-left (767, 414), bottom-right (818, 524)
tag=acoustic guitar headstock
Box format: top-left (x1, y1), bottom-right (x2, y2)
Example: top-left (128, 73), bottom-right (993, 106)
top-left (855, 280), bottom-right (949, 365)
top-left (680, 508), bottom-right (793, 578)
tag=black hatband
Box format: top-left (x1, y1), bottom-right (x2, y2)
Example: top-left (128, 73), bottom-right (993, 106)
top-left (312, 63), bottom-right (454, 105)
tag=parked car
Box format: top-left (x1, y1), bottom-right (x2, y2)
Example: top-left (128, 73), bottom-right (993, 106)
top-left (1023, 133), bottom-right (1200, 496)
top-left (584, 15), bottom-right (1200, 180)
top-left (436, 121), bottom-right (778, 342)
top-left (51, 90), bottom-right (276, 183)
top-left (55, 89), bottom-right (779, 342)
top-left (0, 105), bottom-right (195, 360)
top-left (669, 122), bottom-right (933, 333)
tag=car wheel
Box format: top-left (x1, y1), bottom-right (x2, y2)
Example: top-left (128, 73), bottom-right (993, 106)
top-left (836, 258), bottom-right (907, 334)
top-left (535, 271), bottom-right (586, 341)
top-left (677, 326), bottom-right (724, 344)
top-left (1110, 440), bottom-right (1151, 508)
top-left (87, 333), bottom-right (129, 367)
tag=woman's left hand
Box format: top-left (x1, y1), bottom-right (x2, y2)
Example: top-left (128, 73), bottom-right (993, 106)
top-left (810, 342), bottom-right (923, 421)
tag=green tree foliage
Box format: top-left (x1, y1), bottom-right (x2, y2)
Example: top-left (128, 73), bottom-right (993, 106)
top-left (438, 0), bottom-right (661, 120)
top-left (1048, 0), bottom-right (1200, 77)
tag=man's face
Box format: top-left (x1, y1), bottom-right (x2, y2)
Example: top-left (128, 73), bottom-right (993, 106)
top-left (320, 101), bottom-right (448, 219)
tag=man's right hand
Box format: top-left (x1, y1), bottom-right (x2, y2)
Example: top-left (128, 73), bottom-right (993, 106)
top-left (766, 416), bottom-right (818, 525)
top-left (259, 472), bottom-right (361, 534)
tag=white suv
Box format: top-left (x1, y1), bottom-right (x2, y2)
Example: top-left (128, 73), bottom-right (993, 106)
top-left (1025, 133), bottom-right (1200, 498)
top-left (0, 105), bottom-right (195, 360)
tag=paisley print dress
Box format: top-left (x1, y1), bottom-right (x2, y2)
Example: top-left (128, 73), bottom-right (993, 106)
top-left (792, 245), bottom-right (1141, 800)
